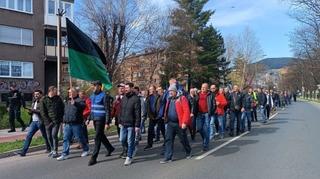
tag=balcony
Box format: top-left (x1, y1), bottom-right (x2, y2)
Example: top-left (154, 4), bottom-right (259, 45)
top-left (45, 46), bottom-right (68, 58)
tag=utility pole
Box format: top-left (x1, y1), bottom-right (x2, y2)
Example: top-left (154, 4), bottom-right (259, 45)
top-left (57, 0), bottom-right (65, 95)
top-left (57, 0), bottom-right (65, 138)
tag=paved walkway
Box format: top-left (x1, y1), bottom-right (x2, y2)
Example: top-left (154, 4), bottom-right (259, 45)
top-left (0, 123), bottom-right (95, 143)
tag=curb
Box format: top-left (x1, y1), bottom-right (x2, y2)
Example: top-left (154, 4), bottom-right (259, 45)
top-left (0, 131), bottom-right (119, 159)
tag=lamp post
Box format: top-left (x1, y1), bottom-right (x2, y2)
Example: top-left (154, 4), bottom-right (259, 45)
top-left (57, 0), bottom-right (65, 95)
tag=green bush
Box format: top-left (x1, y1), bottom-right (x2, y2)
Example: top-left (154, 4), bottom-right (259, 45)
top-left (0, 104), bottom-right (30, 130)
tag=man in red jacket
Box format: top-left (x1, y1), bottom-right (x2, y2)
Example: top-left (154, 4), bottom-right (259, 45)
top-left (160, 85), bottom-right (192, 164)
top-left (79, 90), bottom-right (91, 145)
top-left (215, 88), bottom-right (228, 139)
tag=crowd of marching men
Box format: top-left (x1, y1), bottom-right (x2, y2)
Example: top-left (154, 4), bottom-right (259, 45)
top-left (10, 78), bottom-right (296, 166)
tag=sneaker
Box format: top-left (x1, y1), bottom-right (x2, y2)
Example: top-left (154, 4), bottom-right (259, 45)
top-left (51, 152), bottom-right (59, 158)
top-left (124, 157), bottom-right (132, 166)
top-left (81, 151), bottom-right (89, 157)
top-left (220, 134), bottom-right (224, 139)
top-left (119, 150), bottom-right (127, 159)
top-left (154, 139), bottom-right (160, 143)
top-left (160, 159), bottom-right (172, 164)
top-left (202, 147), bottom-right (209, 152)
top-left (57, 154), bottom-right (69, 161)
top-left (8, 129), bottom-right (16, 133)
top-left (21, 126), bottom-right (26, 132)
top-left (144, 145), bottom-right (153, 151)
top-left (48, 151), bottom-right (53, 157)
top-left (88, 158), bottom-right (97, 166)
top-left (186, 154), bottom-right (192, 160)
top-left (14, 151), bottom-right (26, 157)
top-left (106, 147), bottom-right (115, 157)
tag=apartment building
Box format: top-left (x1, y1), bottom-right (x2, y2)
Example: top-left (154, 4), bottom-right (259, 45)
top-left (0, 0), bottom-right (74, 101)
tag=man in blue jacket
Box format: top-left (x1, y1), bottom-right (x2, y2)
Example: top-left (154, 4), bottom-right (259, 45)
top-left (88, 81), bottom-right (115, 166)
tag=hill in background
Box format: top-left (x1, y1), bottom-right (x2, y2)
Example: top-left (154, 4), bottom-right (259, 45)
top-left (255, 57), bottom-right (299, 70)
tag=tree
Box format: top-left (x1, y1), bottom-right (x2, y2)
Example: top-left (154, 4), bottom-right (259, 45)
top-left (162, 0), bottom-right (229, 89)
top-left (286, 0), bottom-right (320, 90)
top-left (80, 0), bottom-right (162, 84)
top-left (225, 27), bottom-right (265, 88)
top-left (196, 25), bottom-right (229, 87)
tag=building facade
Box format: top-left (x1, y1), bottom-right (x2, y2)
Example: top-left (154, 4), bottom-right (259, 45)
top-left (0, 0), bottom-right (74, 101)
top-left (118, 50), bottom-right (166, 90)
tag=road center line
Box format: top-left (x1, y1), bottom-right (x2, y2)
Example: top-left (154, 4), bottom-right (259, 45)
top-left (195, 112), bottom-right (279, 160)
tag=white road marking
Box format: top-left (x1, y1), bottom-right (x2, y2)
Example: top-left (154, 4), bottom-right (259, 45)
top-left (269, 112), bottom-right (279, 120)
top-left (195, 112), bottom-right (279, 160)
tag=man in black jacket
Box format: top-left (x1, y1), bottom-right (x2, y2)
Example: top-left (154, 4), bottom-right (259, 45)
top-left (57, 88), bottom-right (89, 161)
top-left (257, 88), bottom-right (267, 123)
top-left (119, 82), bottom-right (141, 166)
top-left (228, 85), bottom-right (243, 136)
top-left (241, 89), bottom-right (253, 132)
top-left (6, 84), bottom-right (26, 132)
top-left (15, 90), bottom-right (50, 156)
top-left (144, 85), bottom-right (161, 150)
top-left (187, 88), bottom-right (197, 140)
top-left (40, 86), bottom-right (64, 158)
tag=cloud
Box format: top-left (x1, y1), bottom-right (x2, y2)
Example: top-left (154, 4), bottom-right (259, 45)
top-left (212, 7), bottom-right (261, 27)
top-left (210, 0), bottom-right (289, 27)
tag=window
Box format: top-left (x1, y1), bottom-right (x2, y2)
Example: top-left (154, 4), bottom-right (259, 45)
top-left (22, 62), bottom-right (33, 77)
top-left (25, 0), bottom-right (31, 12)
top-left (21, 28), bottom-right (33, 46)
top-left (0, 25), bottom-right (33, 46)
top-left (17, 0), bottom-right (24, 11)
top-left (8, 0), bottom-right (14, 9)
top-left (0, 60), bottom-right (33, 78)
top-left (0, 0), bottom-right (33, 13)
top-left (46, 36), bottom-right (56, 46)
top-left (0, 25), bottom-right (20, 44)
top-left (0, 61), bottom-right (10, 76)
top-left (48, 0), bottom-right (55, 14)
top-left (0, 0), bottom-right (6, 8)
top-left (11, 61), bottom-right (22, 77)
top-left (65, 3), bottom-right (71, 18)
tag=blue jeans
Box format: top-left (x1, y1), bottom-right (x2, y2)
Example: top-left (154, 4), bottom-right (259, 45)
top-left (209, 115), bottom-right (216, 140)
top-left (62, 123), bottom-right (89, 155)
top-left (22, 121), bottom-right (50, 155)
top-left (259, 106), bottom-right (267, 122)
top-left (120, 127), bottom-right (135, 158)
top-left (196, 113), bottom-right (210, 149)
top-left (241, 111), bottom-right (252, 132)
top-left (140, 117), bottom-right (146, 133)
top-left (217, 115), bottom-right (225, 135)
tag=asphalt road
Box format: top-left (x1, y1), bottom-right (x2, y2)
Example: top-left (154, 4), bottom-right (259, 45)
top-left (0, 100), bottom-right (319, 179)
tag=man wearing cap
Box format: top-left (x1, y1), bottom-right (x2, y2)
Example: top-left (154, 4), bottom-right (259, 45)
top-left (160, 85), bottom-right (192, 164)
top-left (88, 81), bottom-right (115, 166)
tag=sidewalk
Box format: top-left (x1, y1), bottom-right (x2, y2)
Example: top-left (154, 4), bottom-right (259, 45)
top-left (0, 123), bottom-right (95, 143)
top-left (0, 128), bottom-right (30, 143)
